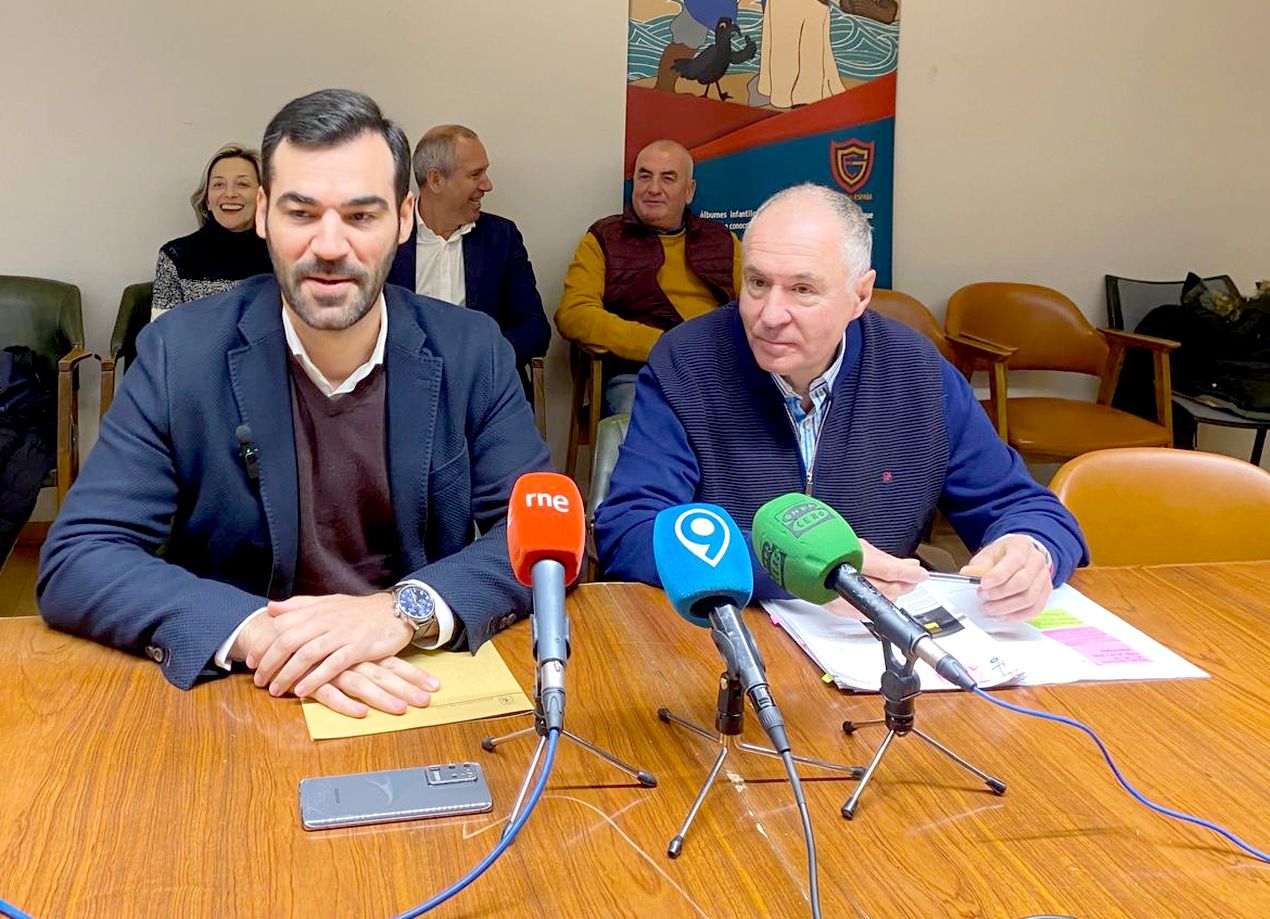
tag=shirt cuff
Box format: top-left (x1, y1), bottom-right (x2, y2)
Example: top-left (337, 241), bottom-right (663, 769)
top-left (397, 580), bottom-right (456, 650)
top-left (1001, 533), bottom-right (1054, 578)
top-left (215, 607), bottom-right (268, 670)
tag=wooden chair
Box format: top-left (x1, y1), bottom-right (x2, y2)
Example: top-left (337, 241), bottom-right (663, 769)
top-left (100, 281), bottom-right (153, 419)
top-left (0, 275), bottom-right (94, 508)
top-left (945, 282), bottom-right (1179, 462)
top-left (869, 288), bottom-right (1015, 380)
top-left (1050, 447), bottom-right (1270, 565)
top-left (565, 344), bottom-right (604, 482)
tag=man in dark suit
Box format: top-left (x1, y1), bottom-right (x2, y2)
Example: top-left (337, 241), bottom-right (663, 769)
top-left (38, 90), bottom-right (551, 718)
top-left (387, 124), bottom-right (550, 380)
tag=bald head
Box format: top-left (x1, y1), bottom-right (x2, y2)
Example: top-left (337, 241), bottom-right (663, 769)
top-left (631, 140), bottom-right (696, 231)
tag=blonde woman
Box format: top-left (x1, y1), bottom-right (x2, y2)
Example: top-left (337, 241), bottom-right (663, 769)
top-left (151, 144), bottom-right (272, 319)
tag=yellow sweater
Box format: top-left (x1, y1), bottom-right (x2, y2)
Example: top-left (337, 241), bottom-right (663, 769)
top-left (555, 228), bottom-right (744, 363)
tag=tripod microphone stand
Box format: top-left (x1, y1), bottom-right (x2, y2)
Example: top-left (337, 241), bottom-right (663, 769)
top-left (659, 673), bottom-right (864, 857)
top-left (482, 669), bottom-right (658, 833)
top-left (840, 637), bottom-right (1006, 819)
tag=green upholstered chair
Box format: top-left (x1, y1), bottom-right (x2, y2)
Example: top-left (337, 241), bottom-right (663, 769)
top-left (0, 275), bottom-right (93, 508)
top-left (100, 282), bottom-right (153, 419)
top-left (584, 413), bottom-right (630, 581)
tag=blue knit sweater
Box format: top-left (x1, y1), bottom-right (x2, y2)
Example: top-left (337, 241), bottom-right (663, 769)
top-left (595, 305), bottom-right (1088, 598)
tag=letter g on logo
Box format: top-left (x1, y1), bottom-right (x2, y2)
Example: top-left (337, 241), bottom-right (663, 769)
top-left (673, 508), bottom-right (730, 567)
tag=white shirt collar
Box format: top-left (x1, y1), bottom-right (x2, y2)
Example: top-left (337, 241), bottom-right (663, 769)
top-left (416, 210), bottom-right (475, 244)
top-left (281, 295), bottom-right (388, 398)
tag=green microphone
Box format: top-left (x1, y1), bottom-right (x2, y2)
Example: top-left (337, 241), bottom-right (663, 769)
top-left (751, 494), bottom-right (864, 605)
top-left (752, 493), bottom-right (977, 691)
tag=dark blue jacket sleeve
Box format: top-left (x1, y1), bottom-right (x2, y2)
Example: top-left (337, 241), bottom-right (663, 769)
top-left (37, 328), bottom-right (265, 690)
top-left (936, 361), bottom-right (1089, 583)
top-left (492, 222), bottom-right (551, 367)
top-left (467, 218), bottom-right (550, 368)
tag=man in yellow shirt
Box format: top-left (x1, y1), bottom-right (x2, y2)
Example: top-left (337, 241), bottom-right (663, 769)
top-left (555, 140), bottom-right (743, 416)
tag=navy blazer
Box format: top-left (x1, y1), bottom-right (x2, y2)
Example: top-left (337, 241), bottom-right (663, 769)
top-left (388, 211), bottom-right (551, 369)
top-left (37, 276), bottom-right (552, 690)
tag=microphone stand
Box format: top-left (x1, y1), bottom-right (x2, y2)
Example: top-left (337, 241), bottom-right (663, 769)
top-left (840, 636), bottom-right (1006, 819)
top-left (482, 561), bottom-right (657, 829)
top-left (485, 681), bottom-right (659, 833)
top-left (659, 674), bottom-right (864, 857)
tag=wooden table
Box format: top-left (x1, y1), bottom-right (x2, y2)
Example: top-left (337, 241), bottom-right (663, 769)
top-left (2, 564), bottom-right (1268, 917)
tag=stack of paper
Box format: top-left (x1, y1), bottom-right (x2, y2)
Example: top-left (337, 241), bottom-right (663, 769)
top-left (762, 579), bottom-right (1208, 692)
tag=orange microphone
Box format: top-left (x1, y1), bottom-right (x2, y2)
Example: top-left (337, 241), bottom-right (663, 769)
top-left (506, 472), bottom-right (586, 731)
top-left (507, 472), bottom-right (586, 587)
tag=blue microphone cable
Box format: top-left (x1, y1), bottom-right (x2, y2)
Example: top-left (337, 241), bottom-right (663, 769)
top-left (393, 728), bottom-right (562, 918)
top-left (972, 688), bottom-right (1269, 864)
top-left (0, 897), bottom-right (35, 919)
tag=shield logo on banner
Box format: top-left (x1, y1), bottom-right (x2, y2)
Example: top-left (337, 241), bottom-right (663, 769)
top-left (831, 140), bottom-right (875, 194)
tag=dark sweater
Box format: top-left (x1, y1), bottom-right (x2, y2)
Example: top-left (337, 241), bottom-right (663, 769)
top-left (289, 357), bottom-right (398, 596)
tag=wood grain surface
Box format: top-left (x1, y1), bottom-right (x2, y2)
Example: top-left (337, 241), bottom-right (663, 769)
top-left (1, 564), bottom-right (1267, 917)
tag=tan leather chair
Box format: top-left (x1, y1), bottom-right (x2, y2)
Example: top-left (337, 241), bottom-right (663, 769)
top-left (869, 288), bottom-right (1015, 378)
top-left (945, 282), bottom-right (1179, 462)
top-left (1050, 448), bottom-right (1270, 565)
top-left (870, 289), bottom-right (958, 363)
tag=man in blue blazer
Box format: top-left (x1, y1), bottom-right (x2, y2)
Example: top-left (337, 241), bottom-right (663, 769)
top-left (387, 124), bottom-right (551, 379)
top-left (38, 90), bottom-right (551, 718)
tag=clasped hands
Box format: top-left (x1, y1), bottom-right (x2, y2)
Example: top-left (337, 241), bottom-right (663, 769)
top-left (230, 593), bottom-right (441, 718)
top-left (823, 534), bottom-right (1052, 623)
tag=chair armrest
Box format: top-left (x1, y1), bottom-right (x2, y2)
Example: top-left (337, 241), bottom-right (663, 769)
top-left (58, 347), bottom-right (96, 373)
top-left (946, 333), bottom-right (1016, 362)
top-left (1097, 328), bottom-right (1180, 353)
top-left (946, 336), bottom-right (1010, 440)
top-left (1094, 330), bottom-right (1175, 438)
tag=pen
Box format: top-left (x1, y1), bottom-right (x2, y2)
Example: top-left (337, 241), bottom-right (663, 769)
top-left (926, 571), bottom-right (982, 585)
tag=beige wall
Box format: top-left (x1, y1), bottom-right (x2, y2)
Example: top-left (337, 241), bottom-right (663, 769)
top-left (3, 0), bottom-right (1268, 477)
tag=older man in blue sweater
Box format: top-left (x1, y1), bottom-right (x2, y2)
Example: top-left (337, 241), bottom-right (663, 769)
top-left (595, 184), bottom-right (1086, 621)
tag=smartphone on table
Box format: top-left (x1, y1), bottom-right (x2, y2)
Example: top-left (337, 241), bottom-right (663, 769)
top-left (299, 762), bottom-right (493, 831)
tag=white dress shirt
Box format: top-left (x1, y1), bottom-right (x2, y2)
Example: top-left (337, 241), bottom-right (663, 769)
top-left (415, 213), bottom-right (474, 305)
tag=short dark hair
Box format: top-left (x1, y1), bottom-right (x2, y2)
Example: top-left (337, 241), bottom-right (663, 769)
top-left (260, 88), bottom-right (411, 206)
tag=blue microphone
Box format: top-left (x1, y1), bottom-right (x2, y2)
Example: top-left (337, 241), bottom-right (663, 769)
top-left (653, 504), bottom-right (789, 753)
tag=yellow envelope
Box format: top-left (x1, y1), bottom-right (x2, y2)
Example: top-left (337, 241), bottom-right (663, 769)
top-left (301, 642), bottom-right (533, 740)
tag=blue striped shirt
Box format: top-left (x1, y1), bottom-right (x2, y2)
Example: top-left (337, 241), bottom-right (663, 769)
top-left (771, 333), bottom-right (847, 479)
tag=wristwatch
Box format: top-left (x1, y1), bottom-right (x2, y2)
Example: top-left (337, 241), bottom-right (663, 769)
top-left (391, 583), bottom-right (439, 645)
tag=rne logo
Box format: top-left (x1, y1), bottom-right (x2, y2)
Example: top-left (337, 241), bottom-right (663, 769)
top-left (525, 492), bottom-right (570, 512)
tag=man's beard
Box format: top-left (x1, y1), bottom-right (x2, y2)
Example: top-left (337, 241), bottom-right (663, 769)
top-left (268, 240), bottom-right (393, 332)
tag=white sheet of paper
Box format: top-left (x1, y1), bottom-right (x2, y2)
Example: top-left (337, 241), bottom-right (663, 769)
top-left (762, 579), bottom-right (1207, 692)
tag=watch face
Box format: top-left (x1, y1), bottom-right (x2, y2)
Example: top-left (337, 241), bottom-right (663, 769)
top-left (396, 585), bottom-right (435, 625)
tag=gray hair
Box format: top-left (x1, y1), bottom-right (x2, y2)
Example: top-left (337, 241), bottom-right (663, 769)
top-left (190, 143), bottom-right (262, 227)
top-left (412, 124), bottom-right (480, 185)
top-left (750, 183), bottom-right (873, 282)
